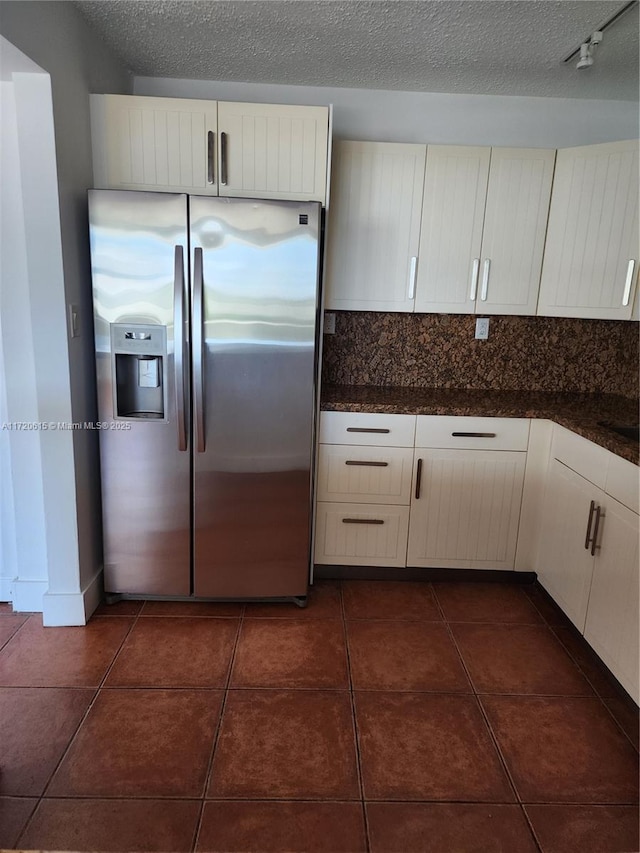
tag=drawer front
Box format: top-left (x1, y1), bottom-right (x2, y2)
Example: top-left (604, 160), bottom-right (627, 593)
top-left (415, 416), bottom-right (530, 450)
top-left (317, 445), bottom-right (413, 505)
top-left (320, 411), bottom-right (416, 447)
top-left (314, 502), bottom-right (409, 567)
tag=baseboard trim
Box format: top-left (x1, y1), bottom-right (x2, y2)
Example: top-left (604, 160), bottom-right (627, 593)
top-left (0, 576), bottom-right (15, 603)
top-left (42, 568), bottom-right (104, 626)
top-left (11, 578), bottom-right (47, 612)
top-left (314, 565), bottom-right (537, 584)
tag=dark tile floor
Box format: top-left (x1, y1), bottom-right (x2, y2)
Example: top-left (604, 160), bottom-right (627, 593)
top-left (0, 581), bottom-right (638, 853)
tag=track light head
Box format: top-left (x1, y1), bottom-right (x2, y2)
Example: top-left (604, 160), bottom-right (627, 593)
top-left (575, 31), bottom-right (603, 70)
top-left (576, 42), bottom-right (594, 69)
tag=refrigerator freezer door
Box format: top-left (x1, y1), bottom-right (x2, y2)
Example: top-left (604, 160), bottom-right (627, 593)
top-left (190, 196), bottom-right (321, 598)
top-left (89, 190), bottom-right (191, 595)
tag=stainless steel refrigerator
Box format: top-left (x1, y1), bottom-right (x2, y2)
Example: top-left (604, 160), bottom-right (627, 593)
top-left (89, 190), bottom-right (322, 601)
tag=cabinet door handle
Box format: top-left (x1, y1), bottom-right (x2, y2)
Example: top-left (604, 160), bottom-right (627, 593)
top-left (622, 260), bottom-right (636, 306)
top-left (590, 505), bottom-right (604, 557)
top-left (451, 431), bottom-right (497, 438)
top-left (345, 460), bottom-right (389, 467)
top-left (220, 131), bottom-right (228, 185)
top-left (469, 258), bottom-right (480, 301)
top-left (346, 427), bottom-right (390, 434)
top-left (415, 457), bottom-right (423, 499)
top-left (207, 131), bottom-right (215, 184)
top-left (480, 258), bottom-right (491, 301)
top-left (584, 500), bottom-right (596, 550)
top-left (408, 256), bottom-right (417, 300)
top-left (342, 518), bottom-right (384, 525)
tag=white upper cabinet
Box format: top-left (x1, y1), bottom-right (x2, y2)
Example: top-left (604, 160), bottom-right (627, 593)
top-left (90, 95), bottom-right (329, 203)
top-left (480, 148), bottom-right (556, 314)
top-left (216, 102), bottom-right (328, 201)
top-left (91, 95), bottom-right (219, 194)
top-left (415, 146), bottom-right (490, 313)
top-left (416, 146), bottom-right (556, 315)
top-left (538, 139), bottom-right (639, 320)
top-left (324, 141), bottom-right (426, 311)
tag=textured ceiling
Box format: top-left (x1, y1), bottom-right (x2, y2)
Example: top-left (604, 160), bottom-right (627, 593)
top-left (75, 1), bottom-right (639, 100)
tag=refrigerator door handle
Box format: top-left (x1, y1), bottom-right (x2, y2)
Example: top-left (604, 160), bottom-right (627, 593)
top-left (174, 245), bottom-right (187, 451)
top-left (193, 246), bottom-right (205, 453)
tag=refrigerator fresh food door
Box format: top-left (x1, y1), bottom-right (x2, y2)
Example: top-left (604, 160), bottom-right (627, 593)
top-left (189, 196), bottom-right (321, 598)
top-left (89, 189), bottom-right (191, 595)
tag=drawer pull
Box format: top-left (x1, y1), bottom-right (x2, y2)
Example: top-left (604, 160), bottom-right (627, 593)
top-left (451, 432), bottom-right (497, 438)
top-left (342, 518), bottom-right (384, 525)
top-left (345, 460), bottom-right (389, 467)
top-left (415, 457), bottom-right (423, 499)
top-left (346, 427), bottom-right (390, 434)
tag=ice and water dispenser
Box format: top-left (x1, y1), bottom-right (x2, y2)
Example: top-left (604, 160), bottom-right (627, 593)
top-left (111, 324), bottom-right (167, 420)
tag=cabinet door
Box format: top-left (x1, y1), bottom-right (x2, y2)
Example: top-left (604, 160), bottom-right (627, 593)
top-left (536, 459), bottom-right (599, 631)
top-left (91, 95), bottom-right (218, 194)
top-left (479, 148), bottom-right (555, 315)
top-left (538, 140), bottom-right (639, 320)
top-left (216, 102), bottom-right (328, 202)
top-left (315, 502), bottom-right (410, 567)
top-left (407, 449), bottom-right (526, 570)
top-left (584, 497), bottom-right (639, 703)
top-left (414, 146), bottom-right (490, 313)
top-left (324, 141), bottom-right (426, 311)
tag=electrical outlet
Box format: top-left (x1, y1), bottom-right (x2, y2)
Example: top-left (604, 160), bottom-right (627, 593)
top-left (475, 317), bottom-right (490, 340)
top-left (323, 312), bottom-right (336, 334)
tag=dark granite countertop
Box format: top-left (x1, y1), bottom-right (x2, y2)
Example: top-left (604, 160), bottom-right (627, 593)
top-left (321, 385), bottom-right (640, 465)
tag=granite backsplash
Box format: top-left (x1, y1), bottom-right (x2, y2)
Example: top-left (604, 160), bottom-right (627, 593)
top-left (321, 313), bottom-right (639, 398)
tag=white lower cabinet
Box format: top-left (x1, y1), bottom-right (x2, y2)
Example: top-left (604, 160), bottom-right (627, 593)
top-left (536, 459), bottom-right (602, 631)
top-left (407, 449), bottom-right (526, 570)
top-left (314, 412), bottom-right (414, 567)
top-left (584, 497), bottom-right (639, 703)
top-left (315, 412), bottom-right (528, 571)
top-left (314, 503), bottom-right (410, 567)
top-left (316, 445), bottom-right (413, 505)
top-left (535, 425), bottom-right (639, 703)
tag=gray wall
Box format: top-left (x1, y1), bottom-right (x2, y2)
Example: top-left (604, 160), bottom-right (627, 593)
top-left (135, 76), bottom-right (639, 148)
top-left (0, 2), bottom-right (131, 589)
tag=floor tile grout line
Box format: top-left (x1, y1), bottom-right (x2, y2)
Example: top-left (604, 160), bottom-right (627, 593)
top-left (499, 583), bottom-right (639, 755)
top-left (454, 666), bottom-right (545, 853)
top-left (518, 803), bottom-right (545, 853)
top-left (0, 612), bottom-right (31, 652)
top-left (341, 580), bottom-right (371, 853)
top-left (546, 623), bottom-right (640, 755)
top-left (440, 609), bottom-right (529, 815)
top-left (192, 604), bottom-right (246, 853)
top-left (14, 606), bottom-right (144, 848)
